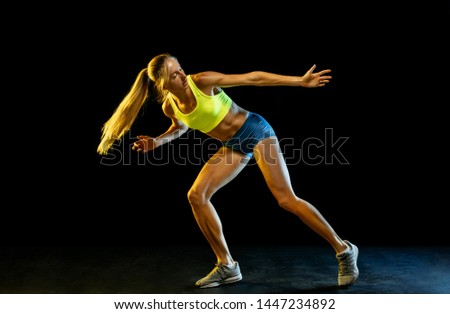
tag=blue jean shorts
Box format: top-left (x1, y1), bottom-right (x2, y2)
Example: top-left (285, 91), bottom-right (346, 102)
top-left (222, 112), bottom-right (276, 157)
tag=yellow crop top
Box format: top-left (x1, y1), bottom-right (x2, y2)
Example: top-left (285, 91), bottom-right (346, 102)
top-left (168, 75), bottom-right (232, 133)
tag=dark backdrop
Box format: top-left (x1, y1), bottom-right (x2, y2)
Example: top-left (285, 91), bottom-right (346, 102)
top-left (5, 2), bottom-right (449, 247)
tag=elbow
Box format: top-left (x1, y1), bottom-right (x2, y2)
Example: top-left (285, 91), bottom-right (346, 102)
top-left (179, 124), bottom-right (189, 135)
top-left (247, 71), bottom-right (272, 85)
top-left (248, 71), bottom-right (263, 84)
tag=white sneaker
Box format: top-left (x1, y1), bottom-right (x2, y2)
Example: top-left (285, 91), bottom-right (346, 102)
top-left (195, 261), bottom-right (242, 288)
top-left (336, 240), bottom-right (359, 286)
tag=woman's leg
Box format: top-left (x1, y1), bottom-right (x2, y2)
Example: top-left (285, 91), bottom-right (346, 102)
top-left (253, 136), bottom-right (359, 286)
top-left (188, 147), bottom-right (249, 266)
top-left (254, 136), bottom-right (347, 252)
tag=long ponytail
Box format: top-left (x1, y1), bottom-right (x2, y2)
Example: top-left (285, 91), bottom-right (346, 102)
top-left (97, 68), bottom-right (150, 155)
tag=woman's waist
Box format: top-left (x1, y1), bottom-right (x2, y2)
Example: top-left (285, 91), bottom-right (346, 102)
top-left (206, 103), bottom-right (249, 141)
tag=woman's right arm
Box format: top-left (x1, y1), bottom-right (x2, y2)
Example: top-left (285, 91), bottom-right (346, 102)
top-left (132, 99), bottom-right (188, 153)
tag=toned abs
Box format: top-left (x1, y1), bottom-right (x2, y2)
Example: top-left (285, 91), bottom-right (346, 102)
top-left (206, 102), bottom-right (248, 141)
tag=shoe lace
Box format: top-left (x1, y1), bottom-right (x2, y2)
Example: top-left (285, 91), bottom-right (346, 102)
top-left (207, 263), bottom-right (228, 279)
top-left (338, 254), bottom-right (354, 276)
top-left (202, 263), bottom-right (232, 279)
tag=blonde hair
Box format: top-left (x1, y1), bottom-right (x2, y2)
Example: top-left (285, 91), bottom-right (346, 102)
top-left (97, 53), bottom-right (176, 155)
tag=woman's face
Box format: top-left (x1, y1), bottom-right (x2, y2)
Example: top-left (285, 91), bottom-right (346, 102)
top-left (164, 58), bottom-right (187, 92)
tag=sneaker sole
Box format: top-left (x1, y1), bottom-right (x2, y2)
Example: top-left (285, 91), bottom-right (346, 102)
top-left (198, 274), bottom-right (243, 289)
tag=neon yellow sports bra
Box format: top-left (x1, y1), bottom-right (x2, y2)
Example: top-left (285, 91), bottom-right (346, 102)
top-left (168, 75), bottom-right (232, 133)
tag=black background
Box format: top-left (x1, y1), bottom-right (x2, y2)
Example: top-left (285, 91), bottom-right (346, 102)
top-left (5, 2), bottom-right (449, 247)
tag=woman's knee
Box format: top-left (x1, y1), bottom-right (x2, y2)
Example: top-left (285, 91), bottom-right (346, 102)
top-left (187, 186), bottom-right (209, 207)
top-left (276, 194), bottom-right (303, 213)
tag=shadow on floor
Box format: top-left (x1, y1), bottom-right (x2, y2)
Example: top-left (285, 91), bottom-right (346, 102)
top-left (1, 245), bottom-right (449, 294)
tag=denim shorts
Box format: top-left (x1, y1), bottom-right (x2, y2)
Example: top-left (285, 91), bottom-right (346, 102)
top-left (222, 112), bottom-right (276, 157)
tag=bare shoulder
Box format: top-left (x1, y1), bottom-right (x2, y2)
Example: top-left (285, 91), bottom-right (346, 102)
top-left (190, 71), bottom-right (225, 87)
top-left (162, 98), bottom-right (174, 118)
top-left (191, 71), bottom-right (255, 88)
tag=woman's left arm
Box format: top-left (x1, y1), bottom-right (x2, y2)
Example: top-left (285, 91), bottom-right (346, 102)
top-left (192, 64), bottom-right (332, 89)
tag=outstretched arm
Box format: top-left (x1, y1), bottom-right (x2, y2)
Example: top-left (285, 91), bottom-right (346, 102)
top-left (192, 64), bottom-right (332, 89)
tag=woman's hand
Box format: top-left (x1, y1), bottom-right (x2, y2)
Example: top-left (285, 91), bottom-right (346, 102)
top-left (132, 135), bottom-right (156, 153)
top-left (301, 64), bottom-right (332, 88)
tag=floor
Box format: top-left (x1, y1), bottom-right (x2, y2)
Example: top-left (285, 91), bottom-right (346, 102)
top-left (1, 245), bottom-right (449, 294)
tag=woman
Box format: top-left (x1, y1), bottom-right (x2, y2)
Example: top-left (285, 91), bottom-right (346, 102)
top-left (97, 53), bottom-right (359, 289)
